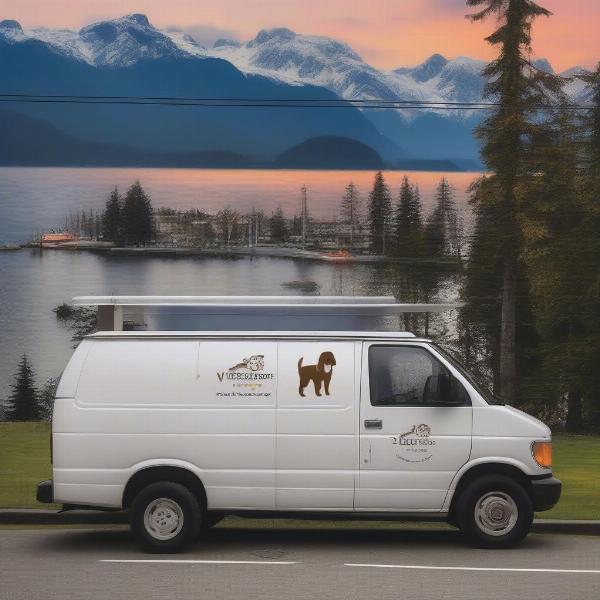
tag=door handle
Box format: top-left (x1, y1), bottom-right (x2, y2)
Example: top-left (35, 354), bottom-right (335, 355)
top-left (364, 418), bottom-right (383, 429)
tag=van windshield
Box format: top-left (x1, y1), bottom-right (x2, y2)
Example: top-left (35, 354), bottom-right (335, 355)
top-left (431, 344), bottom-right (501, 405)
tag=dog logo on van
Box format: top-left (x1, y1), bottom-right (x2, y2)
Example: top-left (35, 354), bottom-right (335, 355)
top-left (229, 355), bottom-right (265, 372)
top-left (298, 351), bottom-right (336, 397)
top-left (390, 423), bottom-right (435, 463)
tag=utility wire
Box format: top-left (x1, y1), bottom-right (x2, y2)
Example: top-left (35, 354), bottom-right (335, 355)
top-left (0, 94), bottom-right (593, 111)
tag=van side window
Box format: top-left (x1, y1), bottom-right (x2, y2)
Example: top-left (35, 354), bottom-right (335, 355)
top-left (369, 346), bottom-right (470, 407)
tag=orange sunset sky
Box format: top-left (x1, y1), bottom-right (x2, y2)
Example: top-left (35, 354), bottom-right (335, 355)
top-left (2, 0), bottom-right (598, 71)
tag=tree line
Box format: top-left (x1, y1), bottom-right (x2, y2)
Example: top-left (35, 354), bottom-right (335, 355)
top-left (366, 173), bottom-right (461, 259)
top-left (267, 174), bottom-right (462, 261)
top-left (454, 0), bottom-right (600, 431)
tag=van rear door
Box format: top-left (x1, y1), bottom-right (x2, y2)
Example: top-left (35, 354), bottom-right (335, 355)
top-left (357, 342), bottom-right (472, 512)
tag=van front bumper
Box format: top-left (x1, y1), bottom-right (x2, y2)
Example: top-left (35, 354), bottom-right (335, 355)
top-left (36, 480), bottom-right (53, 504)
top-left (531, 476), bottom-right (562, 511)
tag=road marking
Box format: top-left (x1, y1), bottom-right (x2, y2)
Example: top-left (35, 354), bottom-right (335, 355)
top-left (345, 564), bottom-right (600, 574)
top-left (100, 559), bottom-right (298, 565)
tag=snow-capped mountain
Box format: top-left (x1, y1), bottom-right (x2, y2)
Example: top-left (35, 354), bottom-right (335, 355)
top-left (0, 15), bottom-right (588, 108)
top-left (0, 14), bottom-right (196, 67)
top-left (202, 29), bottom-right (488, 120)
top-left (0, 14), bottom-right (592, 165)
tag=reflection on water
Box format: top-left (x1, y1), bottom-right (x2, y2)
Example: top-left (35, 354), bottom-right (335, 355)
top-left (0, 250), bottom-right (461, 397)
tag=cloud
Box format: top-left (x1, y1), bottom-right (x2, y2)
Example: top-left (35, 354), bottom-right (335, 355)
top-left (168, 23), bottom-right (243, 47)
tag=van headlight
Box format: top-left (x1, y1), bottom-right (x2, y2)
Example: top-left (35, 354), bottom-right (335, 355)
top-left (532, 441), bottom-right (552, 469)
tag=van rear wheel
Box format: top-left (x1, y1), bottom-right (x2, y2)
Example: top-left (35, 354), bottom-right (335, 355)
top-left (131, 482), bottom-right (201, 553)
top-left (456, 474), bottom-right (533, 549)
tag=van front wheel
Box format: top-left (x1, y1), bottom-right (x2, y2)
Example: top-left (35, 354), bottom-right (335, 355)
top-left (456, 474), bottom-right (533, 549)
top-left (131, 482), bottom-right (201, 553)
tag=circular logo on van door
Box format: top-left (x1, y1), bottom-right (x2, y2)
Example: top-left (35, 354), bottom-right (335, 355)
top-left (389, 424), bottom-right (436, 463)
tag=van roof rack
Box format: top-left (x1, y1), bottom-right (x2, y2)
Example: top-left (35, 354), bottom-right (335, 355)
top-left (72, 296), bottom-right (463, 332)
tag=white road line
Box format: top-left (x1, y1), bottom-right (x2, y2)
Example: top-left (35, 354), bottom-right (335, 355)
top-left (345, 564), bottom-right (600, 574)
top-left (100, 559), bottom-right (298, 565)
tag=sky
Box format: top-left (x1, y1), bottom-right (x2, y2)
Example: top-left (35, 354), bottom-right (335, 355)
top-left (2, 0), bottom-right (599, 71)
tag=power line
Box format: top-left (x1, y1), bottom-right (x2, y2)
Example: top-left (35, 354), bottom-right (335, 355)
top-left (0, 94), bottom-right (593, 111)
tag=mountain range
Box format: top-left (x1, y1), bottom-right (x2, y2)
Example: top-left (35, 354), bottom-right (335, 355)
top-left (0, 14), bottom-right (591, 169)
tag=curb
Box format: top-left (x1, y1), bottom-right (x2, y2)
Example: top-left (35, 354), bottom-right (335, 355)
top-left (1, 510), bottom-right (599, 534)
top-left (531, 520), bottom-right (600, 536)
top-left (0, 509), bottom-right (129, 525)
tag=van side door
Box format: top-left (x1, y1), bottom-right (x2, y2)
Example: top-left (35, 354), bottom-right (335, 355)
top-left (357, 343), bottom-right (472, 512)
top-left (276, 340), bottom-right (358, 510)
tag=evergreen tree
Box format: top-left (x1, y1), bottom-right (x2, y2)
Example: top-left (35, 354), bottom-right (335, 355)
top-left (395, 176), bottom-right (423, 257)
top-left (465, 0), bottom-right (560, 404)
top-left (519, 102), bottom-right (584, 426)
top-left (368, 171), bottom-right (392, 254)
top-left (424, 178), bottom-right (458, 258)
top-left (340, 182), bottom-right (362, 248)
top-left (102, 187), bottom-right (122, 243)
top-left (38, 377), bottom-right (59, 421)
top-left (576, 63), bottom-right (600, 430)
top-left (4, 354), bottom-right (40, 422)
top-left (462, 176), bottom-right (540, 402)
top-left (122, 181), bottom-right (154, 246)
top-left (269, 207), bottom-right (289, 243)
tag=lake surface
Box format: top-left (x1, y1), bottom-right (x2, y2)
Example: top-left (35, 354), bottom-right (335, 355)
top-left (0, 167), bottom-right (477, 400)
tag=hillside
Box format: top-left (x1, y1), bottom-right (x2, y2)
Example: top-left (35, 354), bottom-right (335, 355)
top-left (274, 136), bottom-right (384, 169)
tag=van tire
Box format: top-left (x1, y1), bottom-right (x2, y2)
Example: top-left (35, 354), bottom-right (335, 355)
top-left (455, 474), bottom-right (533, 549)
top-left (131, 482), bottom-right (201, 553)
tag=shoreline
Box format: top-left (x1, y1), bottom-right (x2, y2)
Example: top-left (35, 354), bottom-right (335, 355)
top-left (14, 243), bottom-right (462, 265)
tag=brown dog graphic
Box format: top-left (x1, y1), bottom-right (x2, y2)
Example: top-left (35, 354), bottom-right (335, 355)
top-left (298, 351), bottom-right (336, 397)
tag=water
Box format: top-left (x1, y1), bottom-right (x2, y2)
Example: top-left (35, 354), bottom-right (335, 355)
top-left (0, 167), bottom-right (477, 399)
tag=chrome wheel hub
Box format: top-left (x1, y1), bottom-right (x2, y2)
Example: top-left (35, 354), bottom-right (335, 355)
top-left (474, 491), bottom-right (518, 536)
top-left (143, 498), bottom-right (184, 540)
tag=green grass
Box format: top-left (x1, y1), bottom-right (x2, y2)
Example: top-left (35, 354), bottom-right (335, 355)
top-left (543, 434), bottom-right (600, 520)
top-left (0, 422), bottom-right (56, 509)
top-left (0, 423), bottom-right (598, 519)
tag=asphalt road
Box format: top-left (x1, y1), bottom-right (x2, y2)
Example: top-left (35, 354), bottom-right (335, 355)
top-left (1, 526), bottom-right (599, 600)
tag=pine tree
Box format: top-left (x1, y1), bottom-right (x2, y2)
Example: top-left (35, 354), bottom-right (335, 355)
top-left (395, 176), bottom-right (423, 258)
top-left (4, 354), bottom-right (40, 421)
top-left (122, 181), bottom-right (154, 246)
top-left (340, 182), bottom-right (362, 248)
top-left (465, 0), bottom-right (560, 404)
top-left (38, 377), bottom-right (59, 421)
top-left (462, 176), bottom-right (540, 402)
top-left (576, 63), bottom-right (600, 430)
top-left (520, 102), bottom-right (584, 426)
top-left (102, 187), bottom-right (122, 243)
top-left (269, 207), bottom-right (289, 243)
top-left (424, 178), bottom-right (458, 259)
top-left (368, 171), bottom-right (392, 254)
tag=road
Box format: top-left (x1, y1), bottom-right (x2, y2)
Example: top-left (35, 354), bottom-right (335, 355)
top-left (1, 525), bottom-right (599, 600)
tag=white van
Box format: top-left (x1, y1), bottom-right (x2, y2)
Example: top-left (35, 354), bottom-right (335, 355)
top-left (37, 300), bottom-right (561, 553)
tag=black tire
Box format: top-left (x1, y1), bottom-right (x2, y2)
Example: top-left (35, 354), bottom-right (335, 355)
top-left (131, 481), bottom-right (202, 553)
top-left (455, 474), bottom-right (533, 549)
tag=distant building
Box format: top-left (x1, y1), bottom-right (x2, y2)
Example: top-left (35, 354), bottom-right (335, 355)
top-left (41, 232), bottom-right (79, 245)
